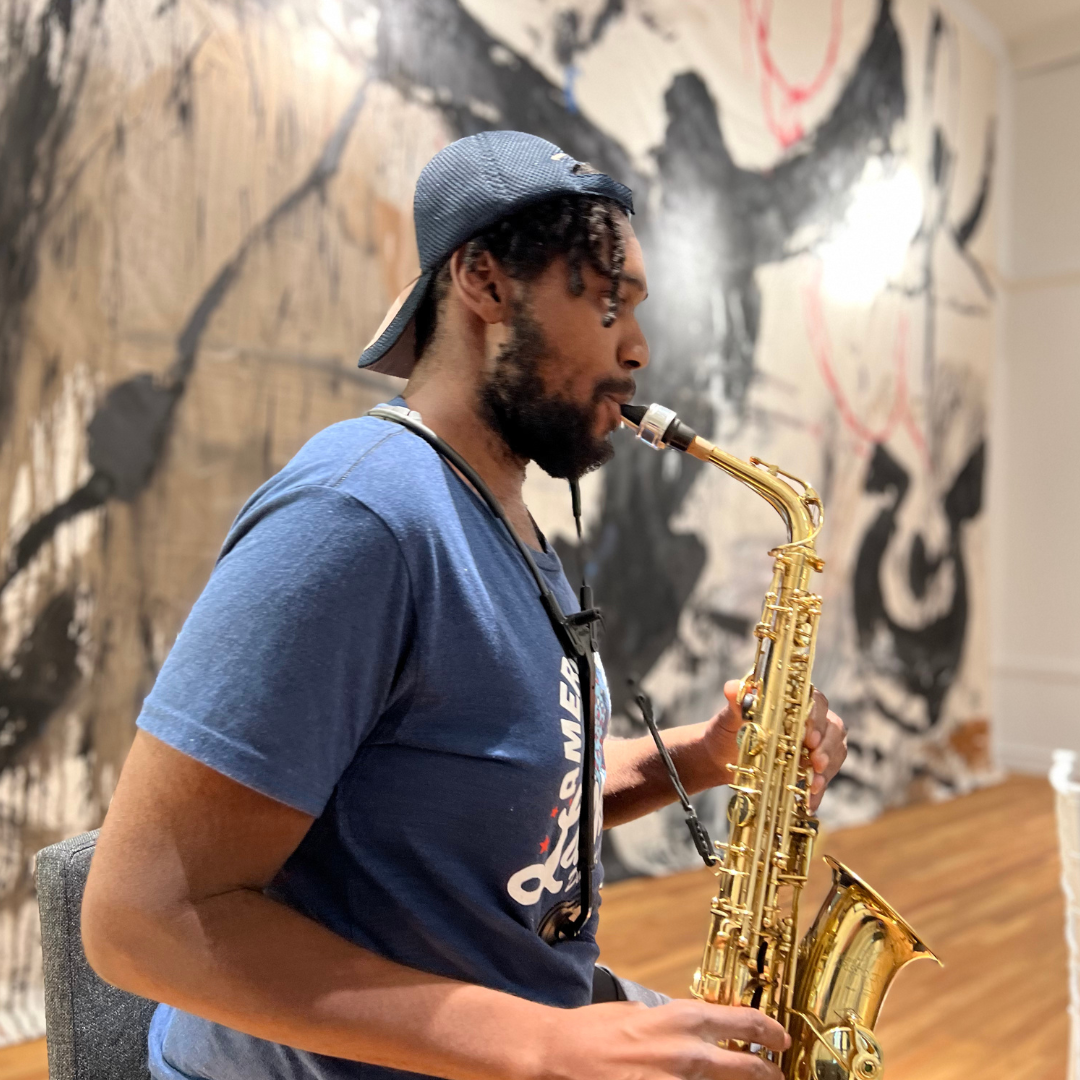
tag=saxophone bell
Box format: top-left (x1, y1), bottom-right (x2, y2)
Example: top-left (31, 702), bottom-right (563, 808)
top-left (790, 857), bottom-right (941, 1080)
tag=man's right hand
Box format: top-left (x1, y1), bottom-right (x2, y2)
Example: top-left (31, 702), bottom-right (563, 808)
top-left (538, 999), bottom-right (787, 1080)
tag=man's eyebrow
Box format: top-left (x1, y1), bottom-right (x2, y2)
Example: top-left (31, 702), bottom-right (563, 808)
top-left (620, 273), bottom-right (648, 298)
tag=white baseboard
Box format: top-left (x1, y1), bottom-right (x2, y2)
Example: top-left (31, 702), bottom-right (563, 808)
top-left (995, 740), bottom-right (1060, 775)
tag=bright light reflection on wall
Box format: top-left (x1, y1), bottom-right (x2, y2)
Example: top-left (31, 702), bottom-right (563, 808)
top-left (819, 160), bottom-right (924, 306)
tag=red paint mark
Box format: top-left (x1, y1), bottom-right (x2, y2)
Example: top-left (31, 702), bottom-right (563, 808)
top-left (741, 0), bottom-right (844, 148)
top-left (549, 806), bottom-right (559, 818)
top-left (803, 266), bottom-right (928, 462)
top-left (902, 403), bottom-right (927, 460)
top-left (539, 836), bottom-right (551, 854)
top-left (740, 0), bottom-right (757, 73)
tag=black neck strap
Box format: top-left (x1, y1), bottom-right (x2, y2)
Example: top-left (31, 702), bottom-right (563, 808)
top-left (367, 404), bottom-right (602, 942)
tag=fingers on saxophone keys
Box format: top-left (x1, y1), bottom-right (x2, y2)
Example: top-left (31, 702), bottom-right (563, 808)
top-left (675, 1001), bottom-right (789, 1053)
top-left (813, 713), bottom-right (847, 777)
top-left (694, 1047), bottom-right (783, 1079)
top-left (804, 692), bottom-right (829, 747)
top-left (828, 712), bottom-right (848, 769)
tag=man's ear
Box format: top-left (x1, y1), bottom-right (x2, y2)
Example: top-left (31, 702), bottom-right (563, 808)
top-left (449, 247), bottom-right (512, 326)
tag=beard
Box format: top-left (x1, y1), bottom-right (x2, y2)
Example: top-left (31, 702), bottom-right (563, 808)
top-left (479, 302), bottom-right (631, 480)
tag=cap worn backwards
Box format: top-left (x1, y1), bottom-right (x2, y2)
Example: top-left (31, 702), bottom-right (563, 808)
top-left (358, 130), bottom-right (634, 378)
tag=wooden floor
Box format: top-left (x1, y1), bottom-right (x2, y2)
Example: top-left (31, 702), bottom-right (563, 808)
top-left (0, 1037), bottom-right (47, 1080)
top-left (0, 775), bottom-right (1067, 1080)
top-left (597, 774), bottom-right (1069, 1080)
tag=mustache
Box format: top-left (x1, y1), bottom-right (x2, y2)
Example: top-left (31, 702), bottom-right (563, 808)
top-left (591, 376), bottom-right (636, 404)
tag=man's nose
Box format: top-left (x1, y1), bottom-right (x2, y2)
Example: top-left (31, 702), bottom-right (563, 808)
top-left (619, 323), bottom-right (650, 371)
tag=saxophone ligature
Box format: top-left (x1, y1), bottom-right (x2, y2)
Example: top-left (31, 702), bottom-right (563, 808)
top-left (620, 402), bottom-right (941, 1080)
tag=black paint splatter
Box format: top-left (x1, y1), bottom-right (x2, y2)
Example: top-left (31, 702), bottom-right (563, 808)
top-left (0, 62), bottom-right (370, 781)
top-left (907, 10), bottom-right (995, 388)
top-left (166, 29), bottom-right (208, 131)
top-left (0, 0), bottom-right (98, 444)
top-left (375, 0), bottom-right (642, 191)
top-left (0, 591), bottom-right (80, 773)
top-left (554, 0), bottom-right (626, 67)
top-left (954, 124), bottom-right (994, 249)
top-left (1, 79), bottom-right (370, 596)
top-left (853, 441), bottom-right (985, 729)
top-left (952, 121), bottom-right (995, 298)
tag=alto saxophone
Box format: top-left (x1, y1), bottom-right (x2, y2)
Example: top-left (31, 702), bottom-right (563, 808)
top-left (620, 403), bottom-right (940, 1080)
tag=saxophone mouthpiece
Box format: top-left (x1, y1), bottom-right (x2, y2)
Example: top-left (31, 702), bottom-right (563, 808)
top-left (619, 402), bottom-right (697, 452)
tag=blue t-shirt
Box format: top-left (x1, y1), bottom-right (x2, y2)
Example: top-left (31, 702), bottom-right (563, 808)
top-left (139, 405), bottom-right (610, 1080)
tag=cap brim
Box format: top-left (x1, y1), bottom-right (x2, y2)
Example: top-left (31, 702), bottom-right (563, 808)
top-left (358, 269), bottom-right (434, 378)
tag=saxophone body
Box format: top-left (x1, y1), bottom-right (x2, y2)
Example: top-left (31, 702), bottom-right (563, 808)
top-left (621, 404), bottom-right (940, 1080)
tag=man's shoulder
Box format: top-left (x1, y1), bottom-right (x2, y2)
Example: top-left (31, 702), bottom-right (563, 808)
top-left (271, 412), bottom-right (454, 529)
top-left (220, 412), bottom-right (457, 568)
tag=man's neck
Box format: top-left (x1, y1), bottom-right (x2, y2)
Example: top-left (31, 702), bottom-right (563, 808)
top-left (402, 377), bottom-right (542, 551)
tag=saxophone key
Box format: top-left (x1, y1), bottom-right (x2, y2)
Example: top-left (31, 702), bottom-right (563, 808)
top-left (728, 764), bottom-right (759, 777)
top-left (735, 721), bottom-right (766, 756)
top-left (727, 792), bottom-right (756, 827)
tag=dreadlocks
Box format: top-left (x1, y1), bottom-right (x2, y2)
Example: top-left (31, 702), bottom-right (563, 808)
top-left (413, 192), bottom-right (628, 360)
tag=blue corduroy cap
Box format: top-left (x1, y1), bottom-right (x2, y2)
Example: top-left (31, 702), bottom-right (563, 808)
top-left (359, 130), bottom-right (634, 377)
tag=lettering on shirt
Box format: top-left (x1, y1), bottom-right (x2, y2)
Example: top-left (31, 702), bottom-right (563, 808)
top-left (559, 680), bottom-right (581, 721)
top-left (506, 654), bottom-right (608, 909)
top-left (560, 719), bottom-right (581, 762)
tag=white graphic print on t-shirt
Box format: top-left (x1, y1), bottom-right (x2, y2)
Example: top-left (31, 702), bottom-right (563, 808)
top-left (506, 654), bottom-right (606, 907)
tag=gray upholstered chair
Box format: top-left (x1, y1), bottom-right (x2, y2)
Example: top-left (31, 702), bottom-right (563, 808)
top-left (36, 829), bottom-right (157, 1080)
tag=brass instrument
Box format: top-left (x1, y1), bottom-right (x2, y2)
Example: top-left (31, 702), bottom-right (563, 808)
top-left (620, 403), bottom-right (940, 1080)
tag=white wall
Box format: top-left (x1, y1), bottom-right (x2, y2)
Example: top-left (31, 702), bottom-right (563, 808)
top-left (993, 42), bottom-right (1080, 771)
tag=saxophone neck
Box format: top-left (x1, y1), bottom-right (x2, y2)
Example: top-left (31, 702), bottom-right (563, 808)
top-left (620, 403), bottom-right (824, 550)
top-left (687, 435), bottom-right (823, 549)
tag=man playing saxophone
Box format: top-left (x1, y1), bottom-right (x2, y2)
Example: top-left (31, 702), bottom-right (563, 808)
top-left (82, 132), bottom-right (847, 1080)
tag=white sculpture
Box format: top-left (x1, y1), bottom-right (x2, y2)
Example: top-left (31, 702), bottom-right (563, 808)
top-left (1052, 749), bottom-right (1080, 1080)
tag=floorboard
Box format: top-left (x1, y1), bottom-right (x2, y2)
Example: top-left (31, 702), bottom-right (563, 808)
top-left (0, 1037), bottom-right (47, 1080)
top-left (0, 775), bottom-right (1066, 1080)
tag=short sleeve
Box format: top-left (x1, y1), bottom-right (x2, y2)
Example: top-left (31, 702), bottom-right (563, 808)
top-left (138, 485), bottom-right (413, 816)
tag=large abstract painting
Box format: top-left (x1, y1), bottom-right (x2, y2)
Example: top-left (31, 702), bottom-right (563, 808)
top-left (0, 0), bottom-right (997, 1040)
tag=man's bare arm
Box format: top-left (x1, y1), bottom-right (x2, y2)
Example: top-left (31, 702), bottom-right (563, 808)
top-left (602, 684), bottom-right (847, 829)
top-left (83, 731), bottom-right (788, 1080)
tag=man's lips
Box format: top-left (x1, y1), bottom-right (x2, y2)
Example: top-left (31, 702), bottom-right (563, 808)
top-left (599, 394), bottom-right (628, 433)
top-left (594, 374), bottom-right (636, 406)
top-left (588, 381), bottom-right (635, 435)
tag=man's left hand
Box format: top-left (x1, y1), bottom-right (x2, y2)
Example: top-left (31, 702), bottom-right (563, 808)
top-left (603, 681), bottom-right (848, 829)
top-left (801, 686), bottom-right (847, 811)
top-left (704, 681), bottom-right (847, 811)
